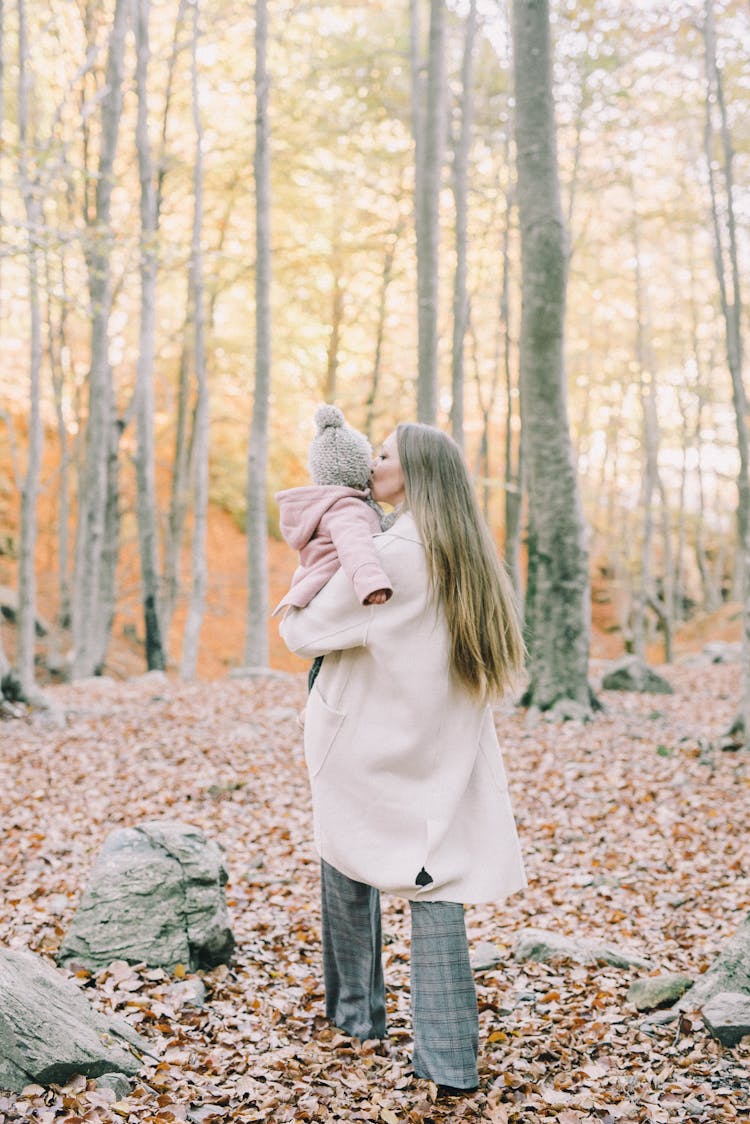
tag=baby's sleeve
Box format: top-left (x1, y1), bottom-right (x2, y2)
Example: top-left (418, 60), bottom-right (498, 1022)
top-left (323, 499), bottom-right (393, 604)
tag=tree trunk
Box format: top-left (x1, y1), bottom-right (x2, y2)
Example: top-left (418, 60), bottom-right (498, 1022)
top-left (632, 207), bottom-right (653, 661)
top-left (162, 308), bottom-right (192, 650)
top-left (16, 0), bottom-right (44, 696)
top-left (412, 0), bottom-right (445, 425)
top-left (0, 0), bottom-right (5, 333)
top-left (72, 0), bottom-right (130, 679)
top-left (134, 0), bottom-right (166, 671)
top-left (180, 0), bottom-right (209, 680)
top-left (98, 413), bottom-right (123, 675)
top-left (674, 390), bottom-right (689, 627)
top-left (512, 0), bottom-right (591, 711)
top-left (501, 162), bottom-right (522, 598)
top-left (156, 0), bottom-right (189, 223)
top-left (324, 254), bottom-right (343, 404)
top-left (244, 0), bottom-right (271, 667)
top-left (704, 0), bottom-right (749, 745)
top-left (44, 245), bottom-right (72, 631)
top-left (449, 0), bottom-right (476, 450)
top-left (364, 229), bottom-right (400, 441)
top-left (686, 233), bottom-right (717, 613)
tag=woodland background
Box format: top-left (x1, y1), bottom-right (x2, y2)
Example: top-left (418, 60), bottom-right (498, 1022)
top-left (0, 0), bottom-right (748, 690)
top-left (1, 3), bottom-right (750, 1120)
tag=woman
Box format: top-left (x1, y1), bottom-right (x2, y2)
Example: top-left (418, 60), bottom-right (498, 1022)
top-left (279, 422), bottom-right (526, 1096)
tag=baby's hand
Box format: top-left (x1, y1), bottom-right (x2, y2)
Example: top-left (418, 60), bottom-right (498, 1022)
top-left (365, 589), bottom-right (390, 605)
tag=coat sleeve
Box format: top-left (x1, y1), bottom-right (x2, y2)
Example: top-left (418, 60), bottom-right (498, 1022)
top-left (278, 563), bottom-right (374, 658)
top-left (323, 499), bottom-right (393, 604)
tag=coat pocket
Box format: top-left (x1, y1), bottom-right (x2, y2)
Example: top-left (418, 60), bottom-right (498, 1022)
top-left (304, 686), bottom-right (346, 778)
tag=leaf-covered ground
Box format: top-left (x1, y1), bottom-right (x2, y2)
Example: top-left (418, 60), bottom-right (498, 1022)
top-left (0, 661), bottom-right (749, 1123)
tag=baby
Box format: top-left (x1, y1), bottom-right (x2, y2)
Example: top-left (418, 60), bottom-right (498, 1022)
top-left (274, 404), bottom-right (392, 620)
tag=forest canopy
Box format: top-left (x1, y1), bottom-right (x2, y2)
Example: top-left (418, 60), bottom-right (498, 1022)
top-left (0, 0), bottom-right (747, 687)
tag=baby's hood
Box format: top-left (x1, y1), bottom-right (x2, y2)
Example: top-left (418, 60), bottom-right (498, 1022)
top-left (276, 485), bottom-right (369, 549)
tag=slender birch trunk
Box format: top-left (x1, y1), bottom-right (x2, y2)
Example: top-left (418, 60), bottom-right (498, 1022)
top-left (244, 0), bottom-right (271, 666)
top-left (181, 0), bottom-right (209, 680)
top-left (163, 306), bottom-right (193, 647)
top-left (412, 0), bottom-right (445, 424)
top-left (632, 206), bottom-right (652, 660)
top-left (365, 229), bottom-right (400, 441)
top-left (324, 254), bottom-right (343, 404)
top-left (16, 0), bottom-right (43, 696)
top-left (44, 245), bottom-right (72, 630)
top-left (704, 0), bottom-right (749, 745)
top-left (449, 0), bottom-right (476, 450)
top-left (501, 175), bottom-right (522, 597)
top-left (156, 0), bottom-right (189, 222)
top-left (134, 0), bottom-right (165, 671)
top-left (512, 0), bottom-right (591, 711)
top-left (0, 0), bottom-right (4, 333)
top-left (72, 0), bottom-right (130, 678)
top-left (155, 0), bottom-right (191, 657)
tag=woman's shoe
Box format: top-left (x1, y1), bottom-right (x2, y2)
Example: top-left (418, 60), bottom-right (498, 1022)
top-left (436, 1083), bottom-right (479, 1098)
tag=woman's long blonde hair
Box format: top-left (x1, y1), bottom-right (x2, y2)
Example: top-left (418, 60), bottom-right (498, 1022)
top-left (397, 423), bottom-right (524, 698)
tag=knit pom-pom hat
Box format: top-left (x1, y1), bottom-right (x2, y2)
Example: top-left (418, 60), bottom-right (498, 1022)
top-left (308, 404), bottom-right (372, 491)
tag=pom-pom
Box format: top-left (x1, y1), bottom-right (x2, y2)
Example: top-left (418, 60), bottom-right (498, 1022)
top-left (314, 404), bottom-right (344, 431)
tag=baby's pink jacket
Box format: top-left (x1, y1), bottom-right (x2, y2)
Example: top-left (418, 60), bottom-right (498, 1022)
top-left (273, 485), bottom-right (393, 615)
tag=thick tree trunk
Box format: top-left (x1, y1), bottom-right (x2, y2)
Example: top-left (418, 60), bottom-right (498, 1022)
top-left (449, 0), bottom-right (476, 451)
top-left (134, 0), bottom-right (166, 671)
top-left (72, 0), bottom-right (130, 679)
top-left (512, 0), bottom-right (591, 711)
top-left (16, 0), bottom-right (43, 696)
top-left (181, 0), bottom-right (209, 680)
top-left (244, 0), bottom-right (271, 667)
top-left (411, 0), bottom-right (445, 424)
top-left (704, 0), bottom-right (749, 745)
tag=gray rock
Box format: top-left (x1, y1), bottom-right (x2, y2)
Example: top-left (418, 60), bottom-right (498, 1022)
top-left (58, 821), bottom-right (235, 972)
top-left (0, 700), bottom-right (25, 720)
top-left (513, 927), bottom-right (650, 970)
top-left (0, 948), bottom-right (149, 1094)
top-left (627, 973), bottom-right (694, 1011)
top-left (640, 1008), bottom-right (680, 1031)
top-left (601, 656), bottom-right (674, 694)
top-left (165, 976), bottom-right (207, 1009)
top-left (95, 1072), bottom-right (133, 1098)
top-left (470, 941), bottom-right (503, 972)
top-left (703, 641), bottom-right (742, 664)
top-left (130, 670), bottom-right (170, 688)
top-left (701, 991), bottom-right (750, 1047)
top-left (72, 676), bottom-right (118, 690)
top-left (676, 913), bottom-right (750, 1011)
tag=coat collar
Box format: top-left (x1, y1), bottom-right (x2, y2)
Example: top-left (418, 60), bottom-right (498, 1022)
top-left (385, 510), bottom-right (421, 544)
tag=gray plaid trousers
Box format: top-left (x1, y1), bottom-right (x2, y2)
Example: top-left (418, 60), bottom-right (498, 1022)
top-left (320, 860), bottom-right (479, 1089)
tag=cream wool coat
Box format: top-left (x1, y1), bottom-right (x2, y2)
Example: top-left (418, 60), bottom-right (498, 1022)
top-left (279, 513), bottom-right (527, 904)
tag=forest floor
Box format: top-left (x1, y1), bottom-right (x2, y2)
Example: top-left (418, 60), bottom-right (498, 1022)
top-left (1, 660), bottom-right (749, 1123)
